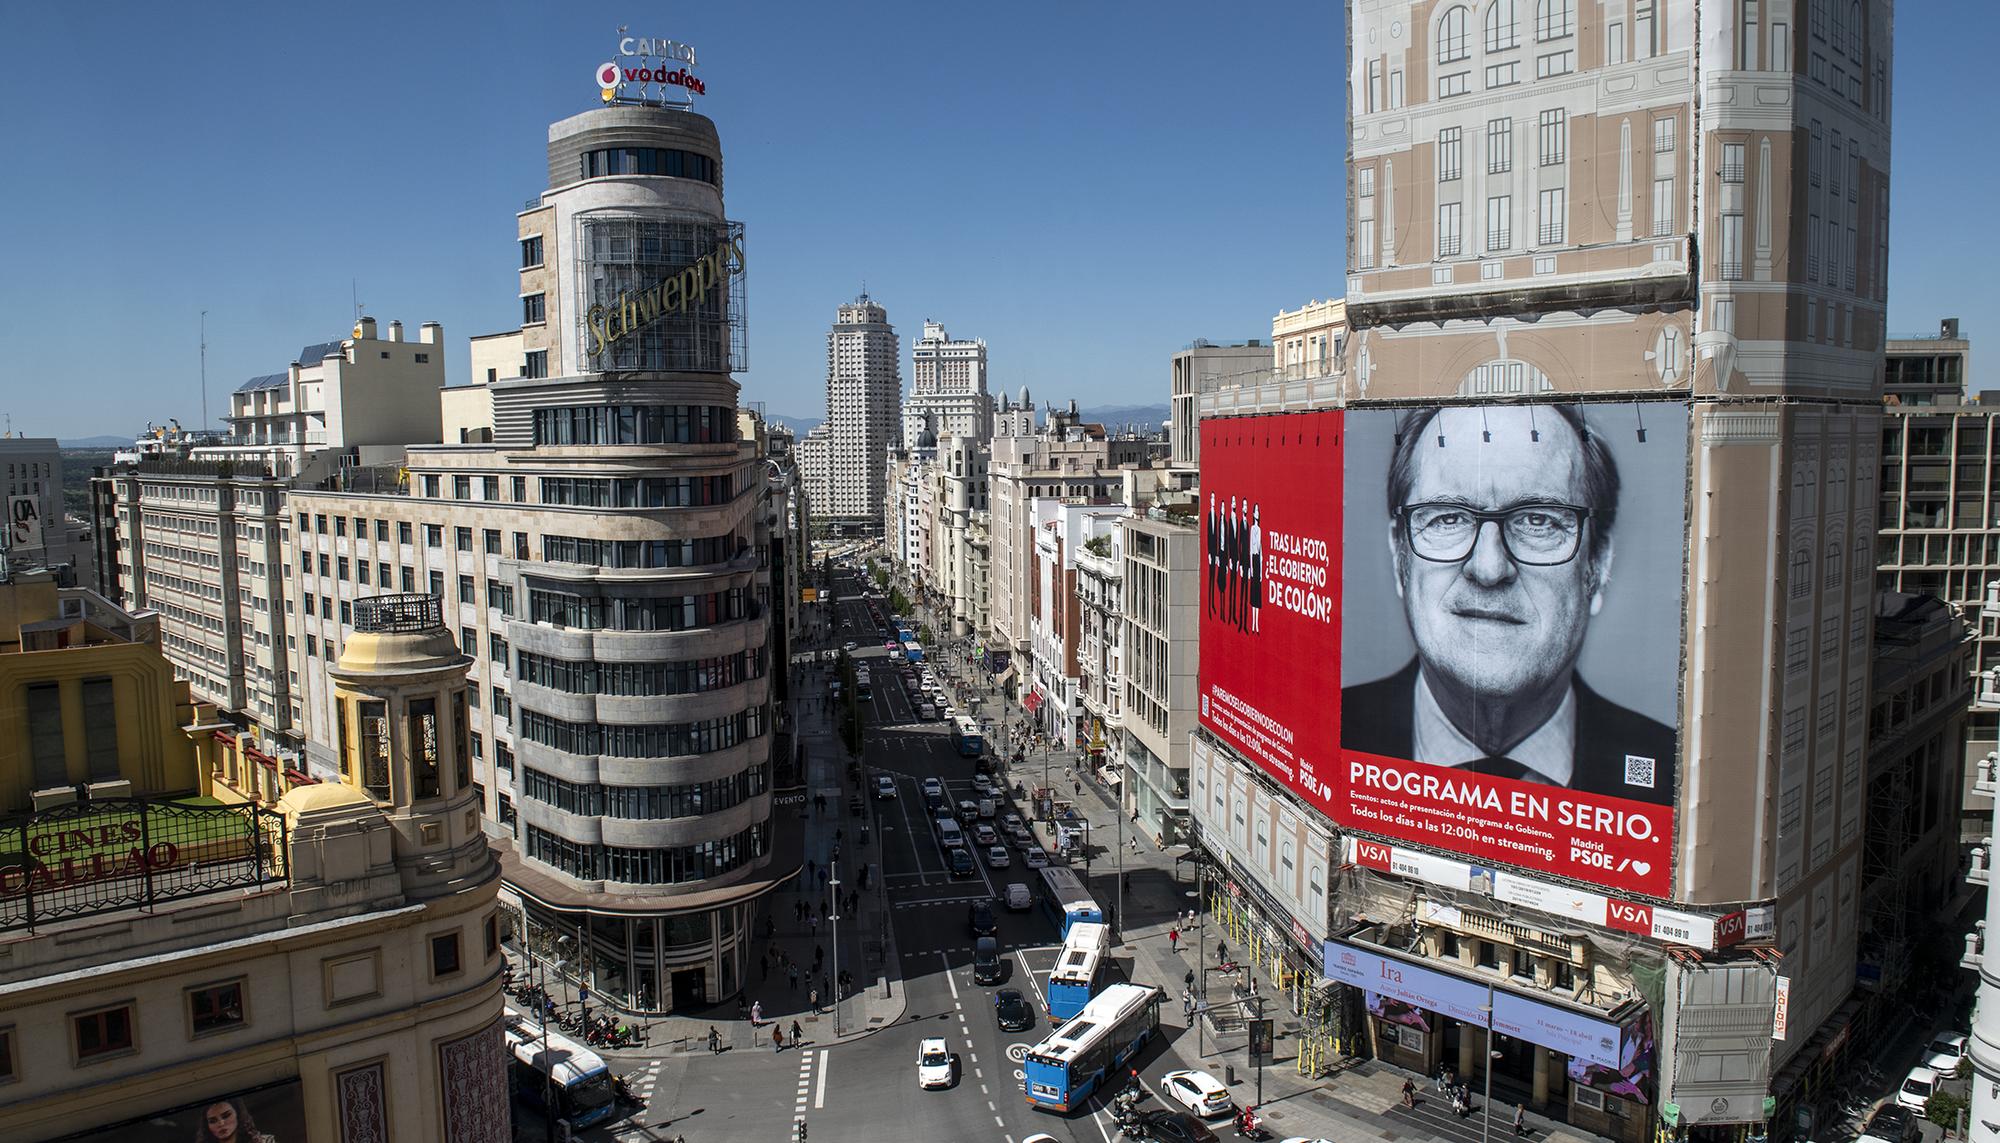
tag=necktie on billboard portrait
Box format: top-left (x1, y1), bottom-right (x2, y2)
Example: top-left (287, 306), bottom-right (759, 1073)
top-left (1470, 756), bottom-right (1555, 786)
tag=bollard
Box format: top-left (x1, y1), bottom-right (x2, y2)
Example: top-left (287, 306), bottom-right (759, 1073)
top-left (1226, 1064), bottom-right (1237, 1085)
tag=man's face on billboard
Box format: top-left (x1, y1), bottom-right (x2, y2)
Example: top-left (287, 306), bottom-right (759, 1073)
top-left (1391, 406), bottom-right (1609, 712)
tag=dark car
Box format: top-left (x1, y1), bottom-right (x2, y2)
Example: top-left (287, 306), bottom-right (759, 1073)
top-left (1863, 1105), bottom-right (1919, 1143)
top-left (1137, 1111), bottom-right (1220, 1143)
top-left (968, 900), bottom-right (998, 936)
top-left (994, 989), bottom-right (1035, 1032)
top-left (947, 847), bottom-right (976, 878)
top-left (972, 936), bottom-right (1004, 985)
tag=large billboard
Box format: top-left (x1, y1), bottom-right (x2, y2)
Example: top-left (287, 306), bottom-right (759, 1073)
top-left (1201, 402), bottom-right (1687, 899)
top-left (1196, 409), bottom-right (1344, 807)
top-left (48, 1079), bottom-right (306, 1142)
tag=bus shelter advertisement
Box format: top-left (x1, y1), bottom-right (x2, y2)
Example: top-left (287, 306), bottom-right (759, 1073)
top-left (1199, 404), bottom-right (1687, 898)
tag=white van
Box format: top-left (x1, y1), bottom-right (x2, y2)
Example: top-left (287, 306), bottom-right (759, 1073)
top-left (936, 820), bottom-right (964, 853)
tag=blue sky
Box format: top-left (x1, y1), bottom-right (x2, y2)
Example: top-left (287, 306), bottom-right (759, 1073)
top-left (0, 3), bottom-right (1985, 439)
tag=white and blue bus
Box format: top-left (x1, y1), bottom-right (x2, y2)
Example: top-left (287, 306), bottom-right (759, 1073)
top-left (952, 715), bottom-right (984, 757)
top-left (1023, 983), bottom-right (1161, 1114)
top-left (1037, 866), bottom-right (1104, 937)
top-left (1045, 921), bottom-right (1111, 1022)
top-left (903, 639), bottom-right (925, 663)
top-left (502, 1006), bottom-right (617, 1130)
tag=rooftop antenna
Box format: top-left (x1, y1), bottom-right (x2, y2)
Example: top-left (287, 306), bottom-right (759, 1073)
top-left (352, 279), bottom-right (364, 323)
top-left (199, 310), bottom-right (209, 434)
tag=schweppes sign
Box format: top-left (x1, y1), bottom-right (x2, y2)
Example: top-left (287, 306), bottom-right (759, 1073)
top-left (585, 233), bottom-right (746, 358)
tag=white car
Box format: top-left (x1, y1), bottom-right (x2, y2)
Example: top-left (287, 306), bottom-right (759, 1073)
top-left (1896, 1065), bottom-right (1939, 1113)
top-left (918, 1037), bottom-right (955, 1089)
top-left (875, 776), bottom-right (898, 799)
top-left (1021, 849), bottom-right (1051, 869)
top-left (986, 845), bottom-right (1012, 868)
top-left (843, 641), bottom-right (857, 651)
top-left (1161, 1068), bottom-right (1234, 1118)
top-left (1924, 1032), bottom-right (1968, 1072)
top-left (1004, 882), bottom-right (1033, 910)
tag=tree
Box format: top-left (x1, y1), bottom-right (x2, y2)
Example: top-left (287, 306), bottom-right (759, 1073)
top-left (1927, 1089), bottom-right (1968, 1132)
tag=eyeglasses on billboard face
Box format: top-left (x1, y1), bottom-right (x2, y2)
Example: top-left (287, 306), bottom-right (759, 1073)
top-left (1396, 502), bottom-right (1592, 566)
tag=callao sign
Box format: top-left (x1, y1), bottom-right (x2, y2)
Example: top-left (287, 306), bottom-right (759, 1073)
top-left (596, 33), bottom-right (706, 102)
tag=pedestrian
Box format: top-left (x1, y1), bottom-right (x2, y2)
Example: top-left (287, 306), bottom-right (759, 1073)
top-left (810, 987), bottom-right (821, 1014)
top-left (788, 965), bottom-right (800, 990)
top-left (1169, 927), bottom-right (1180, 952)
top-left (1514, 1104), bottom-right (1527, 1136)
top-left (1401, 1079), bottom-right (1416, 1108)
top-left (709, 1026), bottom-right (721, 1054)
top-left (1248, 976), bottom-right (1259, 998)
top-left (1184, 968), bottom-right (1196, 991)
top-left (1217, 940), bottom-right (1229, 965)
top-left (774, 1025), bottom-right (784, 1053)
top-left (751, 1000), bottom-right (763, 1024)
top-left (792, 1019), bottom-right (804, 1046)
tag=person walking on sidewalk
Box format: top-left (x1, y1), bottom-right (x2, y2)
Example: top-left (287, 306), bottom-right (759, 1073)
top-left (1169, 927), bottom-right (1180, 953)
top-left (1514, 1104), bottom-right (1528, 1136)
top-left (773, 1025), bottom-right (785, 1053)
top-left (791, 1019), bottom-right (803, 1047)
top-left (809, 988), bottom-right (821, 1014)
top-left (751, 1000), bottom-right (763, 1025)
top-left (708, 1026), bottom-right (722, 1054)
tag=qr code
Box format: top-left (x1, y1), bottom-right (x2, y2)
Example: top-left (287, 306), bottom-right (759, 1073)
top-left (1624, 755), bottom-right (1657, 789)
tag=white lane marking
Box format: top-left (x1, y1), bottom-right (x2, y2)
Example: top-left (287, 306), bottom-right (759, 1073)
top-left (939, 951), bottom-right (959, 999)
top-left (814, 1048), bottom-right (829, 1108)
top-left (1014, 950), bottom-right (1049, 1014)
top-left (995, 1115), bottom-right (1007, 1127)
top-left (981, 1084), bottom-right (990, 1095)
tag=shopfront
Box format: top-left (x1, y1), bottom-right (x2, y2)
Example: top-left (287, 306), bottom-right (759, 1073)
top-left (519, 896), bottom-right (750, 1016)
top-left (1326, 936), bottom-right (1657, 1143)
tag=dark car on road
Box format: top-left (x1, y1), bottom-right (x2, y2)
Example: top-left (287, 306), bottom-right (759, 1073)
top-left (1862, 1105), bottom-right (1919, 1143)
top-left (968, 899), bottom-right (998, 936)
top-left (1136, 1110), bottom-right (1220, 1143)
top-left (994, 989), bottom-right (1035, 1032)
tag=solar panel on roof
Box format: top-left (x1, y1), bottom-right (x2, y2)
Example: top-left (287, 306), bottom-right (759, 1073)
top-left (296, 340), bottom-right (345, 364)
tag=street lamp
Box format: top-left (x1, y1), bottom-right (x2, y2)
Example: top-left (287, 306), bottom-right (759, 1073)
top-left (1479, 981), bottom-right (1499, 1143)
top-left (829, 860), bottom-right (843, 1036)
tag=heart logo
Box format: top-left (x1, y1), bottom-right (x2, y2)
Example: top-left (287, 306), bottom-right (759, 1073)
top-left (1631, 861), bottom-right (1652, 877)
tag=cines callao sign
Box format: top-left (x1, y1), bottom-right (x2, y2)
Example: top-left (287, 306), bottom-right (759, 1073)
top-left (584, 234), bottom-right (745, 359)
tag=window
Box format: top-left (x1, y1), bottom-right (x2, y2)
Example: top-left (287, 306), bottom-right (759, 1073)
top-left (455, 526), bottom-right (473, 552)
top-left (336, 556), bottom-right (350, 581)
top-left (1720, 212), bottom-right (1745, 280)
top-left (485, 914), bottom-right (500, 958)
top-left (334, 516), bottom-right (347, 537)
top-left (401, 566), bottom-right (416, 593)
top-left (0, 1026), bottom-right (13, 1083)
top-left (398, 521), bottom-right (413, 545)
top-left (459, 575), bottom-right (476, 604)
top-left (1438, 127), bottom-right (1463, 180)
top-left (511, 476), bottom-right (526, 501)
top-left (579, 146), bottom-right (717, 184)
top-left (424, 524), bottom-right (443, 548)
top-left (430, 932), bottom-right (462, 978)
top-left (461, 627), bottom-right (477, 655)
top-left (27, 682), bottom-right (65, 788)
top-left (1538, 108), bottom-right (1566, 165)
top-left (1722, 142), bottom-right (1746, 183)
top-left (1512, 948), bottom-right (1536, 979)
top-left (523, 293), bottom-right (546, 325)
top-left (1538, 188), bottom-right (1566, 245)
top-left (188, 980), bottom-right (246, 1036)
top-left (315, 514), bottom-right (328, 534)
top-left (430, 571), bottom-right (444, 599)
top-left (1536, 48), bottom-right (1573, 76)
top-left (1438, 6), bottom-right (1470, 63)
top-left (513, 532), bottom-right (530, 560)
top-left (339, 601), bottom-right (352, 625)
top-left (1484, 0), bottom-right (1519, 52)
top-left (453, 475), bottom-right (470, 499)
top-left (1476, 941), bottom-right (1499, 969)
top-left (1654, 115), bottom-right (1677, 153)
top-left (1652, 177), bottom-right (1676, 236)
top-left (1741, 0), bottom-right (1760, 69)
top-left (1536, 0), bottom-right (1573, 40)
top-left (421, 475), bottom-right (440, 498)
top-left (81, 677), bottom-right (119, 781)
top-left (1486, 195), bottom-right (1512, 251)
top-left (521, 235), bottom-right (544, 268)
top-left (490, 635), bottom-right (509, 666)
top-left (470, 731), bottom-right (483, 759)
top-left (73, 1005), bottom-right (134, 1061)
top-left (523, 350), bottom-right (549, 379)
top-left (1437, 202), bottom-right (1463, 258)
top-left (1487, 118), bottom-right (1512, 174)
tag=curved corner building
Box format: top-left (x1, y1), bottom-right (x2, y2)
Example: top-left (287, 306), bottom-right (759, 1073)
top-left (289, 102), bottom-right (788, 1016)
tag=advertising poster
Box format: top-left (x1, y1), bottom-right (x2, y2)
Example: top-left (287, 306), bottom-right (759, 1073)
top-left (1566, 1011), bottom-right (1658, 1105)
top-left (49, 1078), bottom-right (306, 1142)
top-left (1339, 403), bottom-right (1686, 898)
top-left (7, 493), bottom-right (43, 553)
top-left (1196, 410), bottom-right (1344, 815)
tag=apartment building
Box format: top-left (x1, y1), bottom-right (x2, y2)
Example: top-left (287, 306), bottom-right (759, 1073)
top-left (285, 103), bottom-right (790, 1018)
top-left (1168, 341), bottom-right (1270, 466)
top-left (0, 583), bottom-right (507, 1143)
top-left (1118, 507), bottom-right (1200, 846)
top-left (1187, 3), bottom-right (1896, 1138)
top-left (903, 319), bottom-right (992, 445)
top-left (1, 436), bottom-right (91, 582)
top-left (820, 295), bottom-right (901, 525)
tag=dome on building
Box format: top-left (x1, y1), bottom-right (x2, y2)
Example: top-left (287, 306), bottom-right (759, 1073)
top-left (917, 426), bottom-right (938, 448)
top-left (1018, 385), bottom-right (1032, 407)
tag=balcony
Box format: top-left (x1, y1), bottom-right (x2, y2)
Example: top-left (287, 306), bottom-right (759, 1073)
top-left (1977, 751), bottom-right (1998, 798)
top-left (1963, 921), bottom-right (1985, 971)
top-left (1972, 840), bottom-right (1992, 887)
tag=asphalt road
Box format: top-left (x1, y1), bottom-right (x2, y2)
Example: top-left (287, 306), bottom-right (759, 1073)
top-left (606, 563), bottom-right (1234, 1143)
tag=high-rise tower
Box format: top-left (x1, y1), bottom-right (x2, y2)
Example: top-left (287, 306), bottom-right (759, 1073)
top-left (822, 295), bottom-right (900, 524)
top-left (903, 319), bottom-right (990, 445)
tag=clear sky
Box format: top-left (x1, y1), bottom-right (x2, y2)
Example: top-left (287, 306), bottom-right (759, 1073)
top-left (0, 3), bottom-right (1985, 440)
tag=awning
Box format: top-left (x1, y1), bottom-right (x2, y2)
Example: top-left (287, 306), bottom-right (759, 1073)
top-left (1097, 767), bottom-right (1122, 788)
top-left (994, 666), bottom-right (1017, 687)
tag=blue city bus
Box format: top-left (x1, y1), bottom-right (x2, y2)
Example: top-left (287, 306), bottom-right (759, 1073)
top-left (856, 668), bottom-right (872, 700)
top-left (1037, 867), bottom-right (1104, 937)
top-left (1045, 921), bottom-right (1111, 1022)
top-left (898, 627), bottom-right (915, 643)
top-left (952, 715), bottom-right (984, 757)
top-left (1023, 983), bottom-right (1161, 1114)
top-left (503, 1006), bottom-right (617, 1130)
top-left (903, 639), bottom-right (925, 663)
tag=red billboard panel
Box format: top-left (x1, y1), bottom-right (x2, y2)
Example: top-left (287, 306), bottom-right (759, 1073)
top-left (1197, 410), bottom-right (1345, 815)
top-left (1200, 403), bottom-right (1685, 899)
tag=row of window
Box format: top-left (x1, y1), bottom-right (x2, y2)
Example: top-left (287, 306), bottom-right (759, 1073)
top-left (539, 474), bottom-right (736, 509)
top-left (540, 532), bottom-right (744, 570)
top-left (517, 704), bottom-right (768, 758)
top-left (522, 761), bottom-right (769, 820)
top-left (532, 404), bottom-right (737, 446)
top-left (525, 822), bottom-right (770, 885)
top-left (527, 586), bottom-right (754, 632)
top-left (515, 647), bottom-right (766, 696)
top-left (580, 147), bottom-right (718, 185)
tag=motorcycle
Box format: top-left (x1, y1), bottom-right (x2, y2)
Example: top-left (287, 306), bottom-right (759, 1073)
top-left (1235, 1107), bottom-right (1270, 1140)
top-left (613, 1072), bottom-right (644, 1109)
